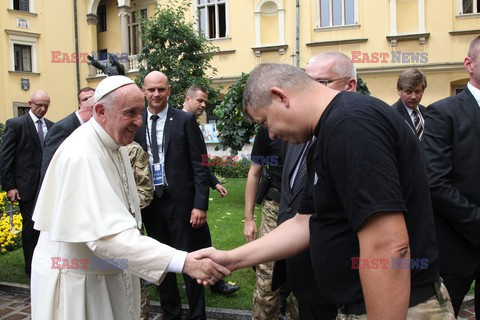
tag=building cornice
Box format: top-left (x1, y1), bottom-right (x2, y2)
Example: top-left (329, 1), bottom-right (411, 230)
top-left (251, 44), bottom-right (288, 57)
top-left (211, 75), bottom-right (241, 84)
top-left (386, 32), bottom-right (430, 46)
top-left (4, 29), bottom-right (40, 38)
top-left (357, 62), bottom-right (464, 75)
top-left (449, 29), bottom-right (480, 36)
top-left (306, 38), bottom-right (367, 47)
top-left (7, 9), bottom-right (38, 17)
top-left (213, 50), bottom-right (236, 56)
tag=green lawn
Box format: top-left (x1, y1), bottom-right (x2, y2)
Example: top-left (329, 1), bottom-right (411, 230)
top-left (0, 178), bottom-right (261, 310)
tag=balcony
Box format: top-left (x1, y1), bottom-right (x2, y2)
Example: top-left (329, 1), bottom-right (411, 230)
top-left (87, 54), bottom-right (144, 78)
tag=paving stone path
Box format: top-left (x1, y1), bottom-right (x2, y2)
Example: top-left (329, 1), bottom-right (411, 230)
top-left (0, 287), bottom-right (475, 319)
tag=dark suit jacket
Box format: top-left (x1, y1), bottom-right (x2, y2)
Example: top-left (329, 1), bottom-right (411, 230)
top-left (392, 99), bottom-right (426, 134)
top-left (41, 112), bottom-right (81, 177)
top-left (423, 87), bottom-right (480, 277)
top-left (272, 142), bottom-right (324, 303)
top-left (0, 113), bottom-right (53, 202)
top-left (208, 170), bottom-right (220, 189)
top-left (135, 107), bottom-right (209, 220)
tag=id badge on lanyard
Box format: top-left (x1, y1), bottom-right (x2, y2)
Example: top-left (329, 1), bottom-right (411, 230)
top-left (152, 162), bottom-right (164, 186)
top-left (151, 152), bottom-right (165, 186)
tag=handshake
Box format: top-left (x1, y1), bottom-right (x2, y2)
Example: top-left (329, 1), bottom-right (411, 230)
top-left (182, 248), bottom-right (234, 286)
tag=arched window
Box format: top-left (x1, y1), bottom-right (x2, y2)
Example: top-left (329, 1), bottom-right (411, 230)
top-left (254, 0), bottom-right (285, 47)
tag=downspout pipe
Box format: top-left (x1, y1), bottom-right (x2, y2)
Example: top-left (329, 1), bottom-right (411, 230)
top-left (73, 0), bottom-right (80, 93)
top-left (295, 0), bottom-right (300, 67)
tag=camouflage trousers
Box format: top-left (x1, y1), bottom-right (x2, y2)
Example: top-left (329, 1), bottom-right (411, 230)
top-left (140, 279), bottom-right (150, 320)
top-left (336, 282), bottom-right (455, 320)
top-left (252, 199), bottom-right (299, 320)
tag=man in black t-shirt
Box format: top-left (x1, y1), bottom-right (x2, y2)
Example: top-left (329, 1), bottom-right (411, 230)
top-left (196, 63), bottom-right (455, 319)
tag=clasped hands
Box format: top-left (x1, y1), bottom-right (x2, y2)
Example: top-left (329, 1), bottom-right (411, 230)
top-left (183, 248), bottom-right (233, 286)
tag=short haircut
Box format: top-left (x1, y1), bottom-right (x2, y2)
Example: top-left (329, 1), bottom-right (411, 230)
top-left (468, 36), bottom-right (480, 62)
top-left (77, 87), bottom-right (95, 103)
top-left (243, 63), bottom-right (314, 115)
top-left (397, 68), bottom-right (427, 91)
top-left (308, 51), bottom-right (357, 79)
top-left (186, 84), bottom-right (208, 98)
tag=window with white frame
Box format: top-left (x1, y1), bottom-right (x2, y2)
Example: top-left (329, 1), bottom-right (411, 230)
top-left (14, 44), bottom-right (31, 72)
top-left (128, 8), bottom-right (147, 55)
top-left (460, 0), bottom-right (480, 14)
top-left (318, 0), bottom-right (357, 28)
top-left (13, 0), bottom-right (30, 12)
top-left (8, 31), bottom-right (38, 73)
top-left (197, 0), bottom-right (228, 39)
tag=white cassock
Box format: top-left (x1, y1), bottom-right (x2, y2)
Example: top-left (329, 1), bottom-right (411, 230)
top-left (32, 118), bottom-right (181, 320)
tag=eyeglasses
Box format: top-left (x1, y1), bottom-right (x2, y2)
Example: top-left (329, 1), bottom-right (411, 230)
top-left (31, 101), bottom-right (50, 108)
top-left (316, 77), bottom-right (350, 86)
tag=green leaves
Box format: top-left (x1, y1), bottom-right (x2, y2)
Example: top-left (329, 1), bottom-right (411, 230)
top-left (357, 76), bottom-right (371, 95)
top-left (135, 0), bottom-right (219, 108)
top-left (214, 73), bottom-right (257, 155)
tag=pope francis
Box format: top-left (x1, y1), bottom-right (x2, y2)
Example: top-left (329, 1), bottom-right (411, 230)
top-left (31, 76), bottom-right (229, 320)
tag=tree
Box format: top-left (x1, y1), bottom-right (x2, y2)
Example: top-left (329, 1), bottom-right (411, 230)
top-left (136, 0), bottom-right (219, 108)
top-left (214, 73), bottom-right (256, 156)
top-left (356, 76), bottom-right (371, 95)
top-left (214, 74), bottom-right (370, 154)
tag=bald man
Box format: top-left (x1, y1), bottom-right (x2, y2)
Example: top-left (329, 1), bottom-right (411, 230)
top-left (135, 71), bottom-right (211, 320)
top-left (0, 90), bottom-right (54, 276)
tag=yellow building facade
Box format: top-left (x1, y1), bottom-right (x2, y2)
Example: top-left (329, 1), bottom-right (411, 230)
top-left (1, 0), bottom-right (479, 123)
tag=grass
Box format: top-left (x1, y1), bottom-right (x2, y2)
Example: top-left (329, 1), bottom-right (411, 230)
top-left (0, 248), bottom-right (29, 284)
top-left (148, 177), bottom-right (259, 310)
top-left (0, 178), bottom-right (261, 310)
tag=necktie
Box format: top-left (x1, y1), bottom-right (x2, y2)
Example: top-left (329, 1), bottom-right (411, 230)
top-left (291, 141), bottom-right (311, 195)
top-left (412, 109), bottom-right (423, 141)
top-left (36, 119), bottom-right (44, 148)
top-left (150, 114), bottom-right (163, 197)
top-left (150, 115), bottom-right (160, 163)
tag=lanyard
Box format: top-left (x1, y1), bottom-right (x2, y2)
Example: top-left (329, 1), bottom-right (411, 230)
top-left (146, 115), bottom-right (166, 157)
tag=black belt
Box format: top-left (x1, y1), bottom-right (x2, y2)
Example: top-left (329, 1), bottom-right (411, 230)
top-left (265, 187), bottom-right (281, 203)
top-left (340, 279), bottom-right (441, 316)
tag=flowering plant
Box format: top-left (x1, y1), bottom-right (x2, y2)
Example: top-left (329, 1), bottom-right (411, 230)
top-left (0, 191), bottom-right (22, 254)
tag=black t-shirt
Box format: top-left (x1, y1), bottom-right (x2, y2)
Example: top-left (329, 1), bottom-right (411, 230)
top-left (299, 91), bottom-right (439, 306)
top-left (251, 127), bottom-right (283, 191)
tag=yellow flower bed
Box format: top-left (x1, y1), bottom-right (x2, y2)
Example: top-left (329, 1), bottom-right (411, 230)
top-left (0, 191), bottom-right (22, 254)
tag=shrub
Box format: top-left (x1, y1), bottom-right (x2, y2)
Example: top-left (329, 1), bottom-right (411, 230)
top-left (207, 156), bottom-right (251, 178)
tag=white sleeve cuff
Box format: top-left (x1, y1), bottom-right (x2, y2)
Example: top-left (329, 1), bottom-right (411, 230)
top-left (167, 250), bottom-right (188, 273)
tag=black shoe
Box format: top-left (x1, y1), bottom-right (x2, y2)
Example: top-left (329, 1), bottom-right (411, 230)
top-left (210, 280), bottom-right (239, 295)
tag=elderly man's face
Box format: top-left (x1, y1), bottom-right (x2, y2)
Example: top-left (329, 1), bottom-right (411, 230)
top-left (103, 85), bottom-right (144, 146)
top-left (185, 90), bottom-right (208, 117)
top-left (306, 58), bottom-right (352, 91)
top-left (29, 93), bottom-right (50, 118)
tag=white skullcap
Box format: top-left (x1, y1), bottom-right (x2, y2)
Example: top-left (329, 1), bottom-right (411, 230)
top-left (93, 75), bottom-right (135, 103)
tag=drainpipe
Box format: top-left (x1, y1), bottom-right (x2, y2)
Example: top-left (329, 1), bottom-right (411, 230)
top-left (295, 0), bottom-right (300, 67)
top-left (73, 0), bottom-right (80, 93)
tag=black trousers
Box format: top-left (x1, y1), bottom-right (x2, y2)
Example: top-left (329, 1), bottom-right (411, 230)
top-left (297, 299), bottom-right (338, 320)
top-left (441, 271), bottom-right (480, 319)
top-left (19, 200), bottom-right (39, 276)
top-left (142, 192), bottom-right (209, 320)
